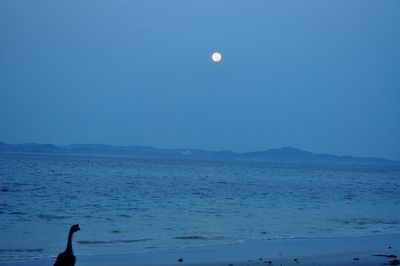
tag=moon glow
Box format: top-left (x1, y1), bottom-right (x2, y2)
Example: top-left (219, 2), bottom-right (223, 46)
top-left (211, 52), bottom-right (222, 63)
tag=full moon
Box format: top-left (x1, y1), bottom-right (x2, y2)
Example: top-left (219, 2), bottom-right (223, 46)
top-left (211, 52), bottom-right (222, 63)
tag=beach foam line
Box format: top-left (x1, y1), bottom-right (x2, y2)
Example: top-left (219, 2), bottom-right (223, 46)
top-left (78, 238), bottom-right (153, 245)
top-left (1, 234), bottom-right (399, 266)
top-left (174, 236), bottom-right (225, 240)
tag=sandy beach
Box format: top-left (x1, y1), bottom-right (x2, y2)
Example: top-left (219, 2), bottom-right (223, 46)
top-left (1, 235), bottom-right (399, 266)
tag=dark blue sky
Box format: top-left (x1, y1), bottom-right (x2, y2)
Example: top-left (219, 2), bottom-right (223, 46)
top-left (1, 1), bottom-right (399, 160)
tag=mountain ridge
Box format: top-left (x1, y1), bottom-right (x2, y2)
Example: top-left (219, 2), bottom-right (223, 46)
top-left (0, 141), bottom-right (398, 166)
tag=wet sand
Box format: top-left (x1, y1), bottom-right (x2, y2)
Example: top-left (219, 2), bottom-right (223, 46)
top-left (1, 235), bottom-right (399, 266)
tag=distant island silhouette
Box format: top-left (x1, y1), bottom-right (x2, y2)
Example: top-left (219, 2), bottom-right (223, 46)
top-left (0, 141), bottom-right (398, 166)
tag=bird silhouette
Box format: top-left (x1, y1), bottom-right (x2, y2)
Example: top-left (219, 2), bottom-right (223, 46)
top-left (54, 224), bottom-right (80, 266)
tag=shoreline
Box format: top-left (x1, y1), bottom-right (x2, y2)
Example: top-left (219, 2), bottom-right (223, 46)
top-left (1, 234), bottom-right (399, 266)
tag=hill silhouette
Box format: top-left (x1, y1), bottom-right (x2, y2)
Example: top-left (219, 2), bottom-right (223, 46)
top-left (0, 141), bottom-right (398, 166)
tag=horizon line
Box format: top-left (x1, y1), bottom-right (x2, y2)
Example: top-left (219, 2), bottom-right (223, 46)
top-left (1, 140), bottom-right (398, 163)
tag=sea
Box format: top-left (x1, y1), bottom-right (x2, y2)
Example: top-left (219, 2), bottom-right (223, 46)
top-left (1, 153), bottom-right (400, 262)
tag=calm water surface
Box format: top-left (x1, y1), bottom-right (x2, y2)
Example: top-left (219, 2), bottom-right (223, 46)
top-left (1, 153), bottom-right (400, 261)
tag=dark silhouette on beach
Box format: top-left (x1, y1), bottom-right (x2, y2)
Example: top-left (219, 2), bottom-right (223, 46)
top-left (54, 224), bottom-right (80, 266)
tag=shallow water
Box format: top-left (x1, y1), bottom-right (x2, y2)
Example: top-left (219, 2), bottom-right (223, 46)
top-left (0, 153), bottom-right (400, 261)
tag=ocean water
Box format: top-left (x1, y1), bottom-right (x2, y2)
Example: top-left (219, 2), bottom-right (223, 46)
top-left (0, 153), bottom-right (400, 262)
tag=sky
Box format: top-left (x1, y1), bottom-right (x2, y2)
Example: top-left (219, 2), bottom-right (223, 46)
top-left (0, 1), bottom-right (399, 160)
